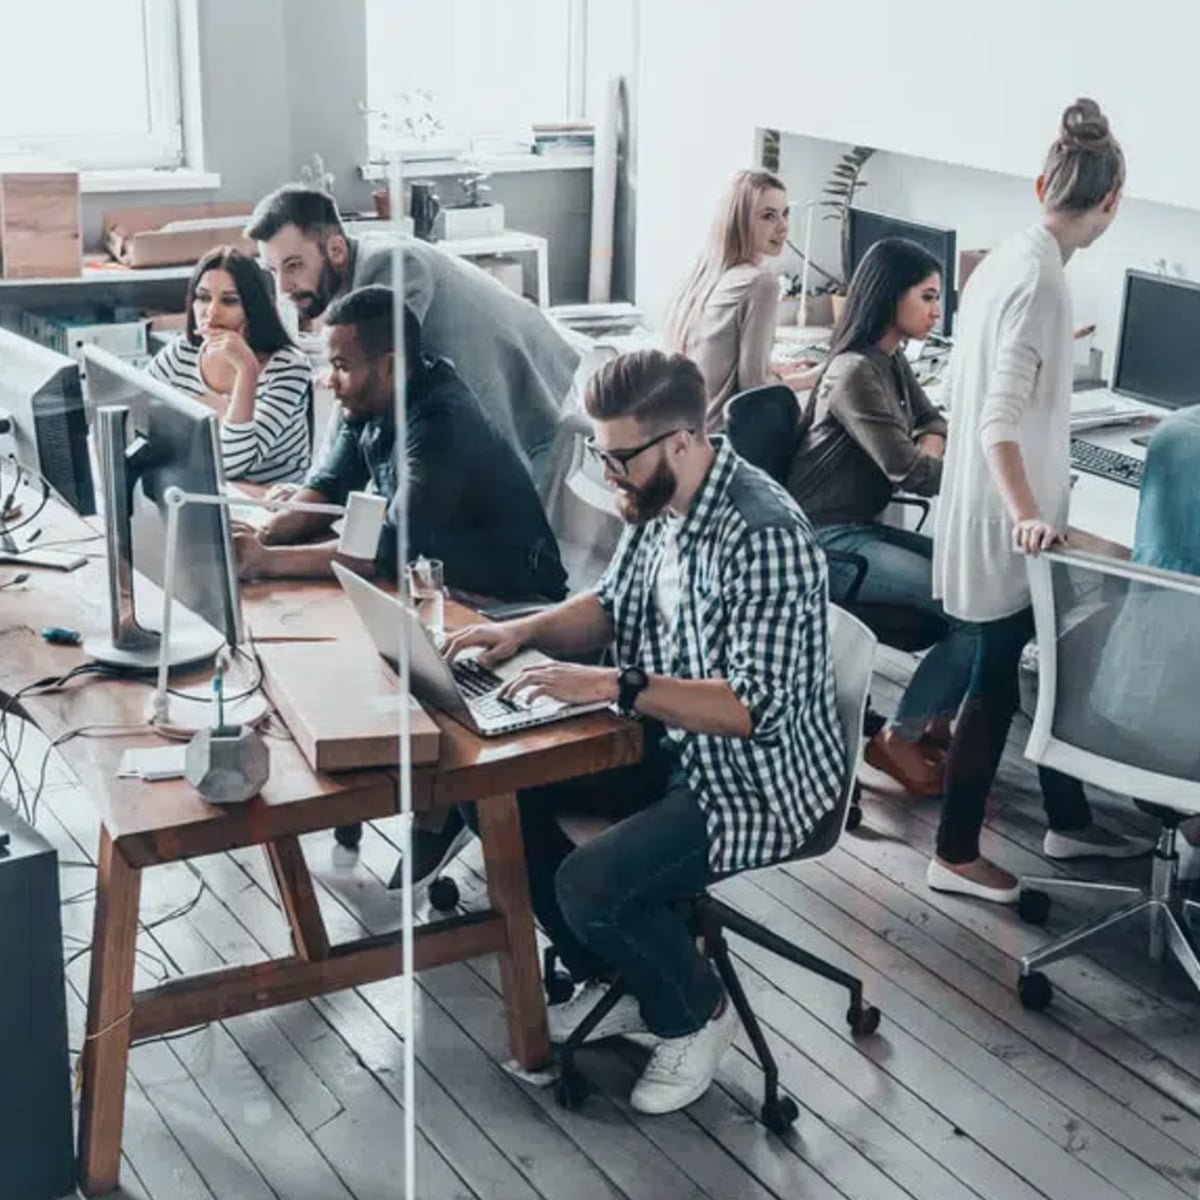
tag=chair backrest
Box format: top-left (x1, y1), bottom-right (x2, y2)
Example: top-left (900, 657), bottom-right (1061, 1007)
top-left (539, 410), bottom-right (623, 593)
top-left (725, 384), bottom-right (805, 485)
top-left (818, 605), bottom-right (877, 848)
top-left (1026, 549), bottom-right (1200, 816)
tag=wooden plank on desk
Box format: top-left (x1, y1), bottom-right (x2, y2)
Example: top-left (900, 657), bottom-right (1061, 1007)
top-left (258, 640), bottom-right (440, 771)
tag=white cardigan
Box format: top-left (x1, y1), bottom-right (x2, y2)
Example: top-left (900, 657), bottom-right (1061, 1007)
top-left (933, 224), bottom-right (1074, 622)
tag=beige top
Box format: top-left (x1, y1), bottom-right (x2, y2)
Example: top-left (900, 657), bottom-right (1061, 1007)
top-left (932, 224), bottom-right (1074, 622)
top-left (682, 264), bottom-right (779, 430)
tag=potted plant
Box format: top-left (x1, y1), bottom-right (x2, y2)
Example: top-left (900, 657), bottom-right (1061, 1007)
top-left (440, 167), bottom-right (505, 240)
top-left (820, 145), bottom-right (875, 322)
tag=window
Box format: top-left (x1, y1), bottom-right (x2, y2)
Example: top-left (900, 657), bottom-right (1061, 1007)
top-left (0, 0), bottom-right (186, 171)
top-left (365, 0), bottom-right (586, 160)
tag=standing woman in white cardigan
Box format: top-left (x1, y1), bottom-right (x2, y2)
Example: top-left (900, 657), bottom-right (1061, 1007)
top-left (929, 99), bottom-right (1151, 904)
top-left (666, 170), bottom-right (818, 430)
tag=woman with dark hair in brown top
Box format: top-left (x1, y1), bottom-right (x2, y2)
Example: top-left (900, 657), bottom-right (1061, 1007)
top-left (788, 236), bottom-right (976, 796)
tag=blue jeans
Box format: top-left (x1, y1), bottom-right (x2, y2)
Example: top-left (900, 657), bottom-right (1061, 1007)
top-left (468, 727), bottom-right (721, 1038)
top-left (937, 606), bottom-right (1093, 862)
top-left (819, 522), bottom-right (977, 739)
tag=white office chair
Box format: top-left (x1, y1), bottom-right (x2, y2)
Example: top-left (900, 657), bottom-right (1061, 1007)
top-left (553, 606), bottom-right (880, 1132)
top-left (1017, 549), bottom-right (1200, 1009)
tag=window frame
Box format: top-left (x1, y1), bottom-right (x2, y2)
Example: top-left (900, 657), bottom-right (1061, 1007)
top-left (0, 0), bottom-right (188, 172)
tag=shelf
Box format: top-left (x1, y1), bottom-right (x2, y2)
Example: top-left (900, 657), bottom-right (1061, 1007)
top-left (0, 264), bottom-right (192, 289)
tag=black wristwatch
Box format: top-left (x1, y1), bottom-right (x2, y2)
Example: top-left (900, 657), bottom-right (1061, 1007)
top-left (616, 664), bottom-right (649, 716)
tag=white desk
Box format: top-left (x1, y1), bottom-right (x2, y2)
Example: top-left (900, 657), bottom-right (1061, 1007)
top-left (438, 230), bottom-right (551, 309)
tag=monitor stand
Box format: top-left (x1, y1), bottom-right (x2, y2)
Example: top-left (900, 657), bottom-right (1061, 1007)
top-left (0, 528), bottom-right (87, 571)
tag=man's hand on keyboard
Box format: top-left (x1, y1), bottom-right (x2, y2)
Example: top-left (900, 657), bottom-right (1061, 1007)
top-left (497, 662), bottom-right (619, 708)
top-left (443, 621), bottom-right (527, 669)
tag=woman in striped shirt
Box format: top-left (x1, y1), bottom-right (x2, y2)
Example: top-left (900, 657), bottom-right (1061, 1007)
top-left (148, 246), bottom-right (313, 484)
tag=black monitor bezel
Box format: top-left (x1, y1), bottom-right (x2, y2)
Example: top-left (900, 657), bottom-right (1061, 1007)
top-left (1112, 268), bottom-right (1200, 409)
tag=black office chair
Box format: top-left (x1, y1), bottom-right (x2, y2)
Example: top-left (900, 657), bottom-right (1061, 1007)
top-left (725, 385), bottom-right (948, 824)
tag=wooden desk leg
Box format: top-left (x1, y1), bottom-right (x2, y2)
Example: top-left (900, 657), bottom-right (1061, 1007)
top-left (265, 835), bottom-right (330, 961)
top-left (78, 828), bottom-right (141, 1196)
top-left (477, 792), bottom-right (551, 1070)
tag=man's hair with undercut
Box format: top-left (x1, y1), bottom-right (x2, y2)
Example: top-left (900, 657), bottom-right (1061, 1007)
top-left (245, 185), bottom-right (346, 242)
top-left (583, 349), bottom-right (707, 432)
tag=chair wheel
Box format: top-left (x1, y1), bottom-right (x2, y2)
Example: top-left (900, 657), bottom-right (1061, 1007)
top-left (1018, 971), bottom-right (1053, 1011)
top-left (761, 1094), bottom-right (799, 1134)
top-left (847, 1003), bottom-right (881, 1036)
top-left (333, 823), bottom-right (362, 850)
top-left (1018, 888), bottom-right (1051, 925)
top-left (555, 1065), bottom-right (589, 1110)
top-left (427, 876), bottom-right (460, 912)
top-left (844, 803), bottom-right (863, 833)
top-left (546, 969), bottom-right (574, 1005)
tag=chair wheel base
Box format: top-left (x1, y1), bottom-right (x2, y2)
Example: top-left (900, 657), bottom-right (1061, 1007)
top-left (845, 804), bottom-right (863, 833)
top-left (427, 876), bottom-right (460, 912)
top-left (848, 1003), bottom-right (881, 1036)
top-left (1018, 970), bottom-right (1053, 1011)
top-left (1018, 888), bottom-right (1052, 925)
top-left (333, 823), bottom-right (362, 850)
top-left (546, 970), bottom-right (574, 1005)
top-left (761, 1094), bottom-right (799, 1134)
top-left (555, 1065), bottom-right (589, 1110)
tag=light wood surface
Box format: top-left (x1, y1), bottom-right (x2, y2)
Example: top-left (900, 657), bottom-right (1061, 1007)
top-left (0, 169), bottom-right (82, 279)
top-left (0, 500), bottom-right (642, 1195)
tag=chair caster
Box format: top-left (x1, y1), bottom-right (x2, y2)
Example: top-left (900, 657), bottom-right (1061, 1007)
top-left (847, 1002), bottom-right (881, 1036)
top-left (333, 823), bottom-right (362, 850)
top-left (844, 803), bottom-right (863, 833)
top-left (555, 1064), bottom-right (589, 1110)
top-left (1018, 970), bottom-right (1053, 1011)
top-left (427, 876), bottom-right (460, 912)
top-left (543, 948), bottom-right (574, 1005)
top-left (1018, 888), bottom-right (1051, 925)
top-left (760, 1094), bottom-right (799, 1134)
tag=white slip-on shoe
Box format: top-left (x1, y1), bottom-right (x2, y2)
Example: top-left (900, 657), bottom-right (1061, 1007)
top-left (630, 996), bottom-right (738, 1115)
top-left (548, 980), bottom-right (649, 1046)
top-left (1043, 823), bottom-right (1155, 861)
top-left (926, 856), bottom-right (1019, 904)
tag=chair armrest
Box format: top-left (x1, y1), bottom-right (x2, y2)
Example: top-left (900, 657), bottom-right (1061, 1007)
top-left (891, 494), bottom-right (931, 532)
top-left (825, 547), bottom-right (869, 604)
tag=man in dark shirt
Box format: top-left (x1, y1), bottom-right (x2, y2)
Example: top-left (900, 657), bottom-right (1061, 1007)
top-left (233, 285), bottom-right (567, 603)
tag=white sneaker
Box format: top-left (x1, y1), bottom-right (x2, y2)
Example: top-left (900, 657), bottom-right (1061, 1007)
top-left (926, 857), bottom-right (1019, 904)
top-left (1043, 823), bottom-right (1155, 861)
top-left (547, 980), bottom-right (649, 1046)
top-left (630, 997), bottom-right (737, 1115)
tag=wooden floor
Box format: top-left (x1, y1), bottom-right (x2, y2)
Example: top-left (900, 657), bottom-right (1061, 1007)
top-left (7, 651), bottom-right (1200, 1200)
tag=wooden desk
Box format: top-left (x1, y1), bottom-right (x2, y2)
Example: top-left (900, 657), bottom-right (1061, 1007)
top-left (0, 549), bottom-right (641, 1196)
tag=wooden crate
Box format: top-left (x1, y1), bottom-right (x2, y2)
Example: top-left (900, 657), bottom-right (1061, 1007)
top-left (0, 169), bottom-right (82, 279)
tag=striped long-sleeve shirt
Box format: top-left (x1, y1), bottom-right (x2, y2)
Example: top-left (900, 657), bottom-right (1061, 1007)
top-left (146, 336), bottom-right (313, 484)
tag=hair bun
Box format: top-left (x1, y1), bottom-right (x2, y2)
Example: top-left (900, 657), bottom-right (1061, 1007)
top-left (1061, 98), bottom-right (1112, 149)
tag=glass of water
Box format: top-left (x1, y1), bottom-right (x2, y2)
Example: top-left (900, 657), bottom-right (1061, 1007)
top-left (406, 556), bottom-right (445, 644)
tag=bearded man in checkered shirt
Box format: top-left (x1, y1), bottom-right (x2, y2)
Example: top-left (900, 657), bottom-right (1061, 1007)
top-left (446, 349), bottom-right (844, 1115)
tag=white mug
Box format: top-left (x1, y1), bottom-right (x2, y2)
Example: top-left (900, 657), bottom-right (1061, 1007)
top-left (336, 491), bottom-right (387, 560)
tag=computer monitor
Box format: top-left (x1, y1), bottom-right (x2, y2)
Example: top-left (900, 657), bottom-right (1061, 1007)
top-left (847, 208), bottom-right (958, 335)
top-left (0, 328), bottom-right (96, 550)
top-left (80, 346), bottom-right (243, 670)
top-left (1112, 270), bottom-right (1200, 410)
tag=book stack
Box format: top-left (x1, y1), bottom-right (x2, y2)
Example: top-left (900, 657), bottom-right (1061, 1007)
top-left (532, 122), bottom-right (595, 155)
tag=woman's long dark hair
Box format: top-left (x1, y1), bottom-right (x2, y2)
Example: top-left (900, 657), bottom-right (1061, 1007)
top-left (825, 237), bottom-right (943, 363)
top-left (184, 246), bottom-right (293, 355)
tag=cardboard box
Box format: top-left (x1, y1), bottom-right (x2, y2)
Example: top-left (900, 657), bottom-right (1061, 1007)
top-left (0, 168), bottom-right (82, 279)
top-left (102, 202), bottom-right (256, 268)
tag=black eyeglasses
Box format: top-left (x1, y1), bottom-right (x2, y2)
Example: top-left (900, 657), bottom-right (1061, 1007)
top-left (585, 428), bottom-right (694, 477)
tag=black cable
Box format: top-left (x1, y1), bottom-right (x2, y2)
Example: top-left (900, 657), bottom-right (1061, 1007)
top-left (0, 478), bottom-right (50, 540)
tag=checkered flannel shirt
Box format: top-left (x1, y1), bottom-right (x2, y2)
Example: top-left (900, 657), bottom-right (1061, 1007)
top-left (595, 438), bottom-right (845, 876)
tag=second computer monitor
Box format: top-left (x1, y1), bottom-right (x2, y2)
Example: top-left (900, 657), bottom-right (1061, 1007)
top-left (1113, 270), bottom-right (1200, 410)
top-left (847, 208), bottom-right (957, 335)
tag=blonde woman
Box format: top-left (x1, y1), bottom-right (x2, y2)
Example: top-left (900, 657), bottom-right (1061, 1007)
top-left (666, 170), bottom-right (816, 429)
top-left (930, 99), bottom-right (1151, 904)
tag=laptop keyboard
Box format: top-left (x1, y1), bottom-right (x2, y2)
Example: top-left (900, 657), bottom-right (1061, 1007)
top-left (450, 657), bottom-right (505, 698)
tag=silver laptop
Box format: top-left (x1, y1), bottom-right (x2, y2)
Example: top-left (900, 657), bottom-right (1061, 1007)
top-left (331, 562), bottom-right (611, 736)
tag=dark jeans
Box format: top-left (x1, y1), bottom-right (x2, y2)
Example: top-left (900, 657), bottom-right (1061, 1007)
top-left (465, 726), bottom-right (721, 1038)
top-left (937, 606), bottom-right (1093, 863)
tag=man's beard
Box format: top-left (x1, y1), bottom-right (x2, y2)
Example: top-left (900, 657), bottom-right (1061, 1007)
top-left (614, 458), bottom-right (676, 525)
top-left (291, 255), bottom-right (345, 319)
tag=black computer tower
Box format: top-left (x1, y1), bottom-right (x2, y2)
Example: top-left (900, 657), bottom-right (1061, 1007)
top-left (0, 805), bottom-right (75, 1200)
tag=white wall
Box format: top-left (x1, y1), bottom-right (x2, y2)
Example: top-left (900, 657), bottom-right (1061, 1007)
top-left (635, 0), bottom-right (1200, 325)
top-left (774, 131), bottom-right (1200, 380)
